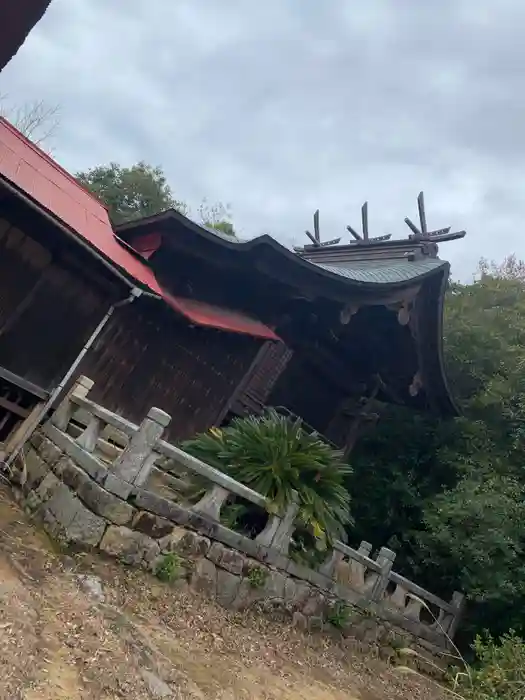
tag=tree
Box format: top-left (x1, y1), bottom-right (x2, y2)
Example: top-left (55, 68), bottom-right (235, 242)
top-left (76, 162), bottom-right (186, 226)
top-left (0, 94), bottom-right (60, 152)
top-left (198, 199), bottom-right (237, 238)
top-left (77, 163), bottom-right (238, 235)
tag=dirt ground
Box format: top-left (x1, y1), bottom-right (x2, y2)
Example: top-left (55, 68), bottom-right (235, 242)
top-left (0, 483), bottom-right (448, 700)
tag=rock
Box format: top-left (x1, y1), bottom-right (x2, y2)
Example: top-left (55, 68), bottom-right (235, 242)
top-left (216, 568), bottom-right (241, 608)
top-left (100, 526), bottom-right (160, 566)
top-left (141, 669), bottom-right (173, 698)
top-left (191, 557), bottom-right (217, 598)
top-left (76, 574), bottom-right (105, 602)
top-left (207, 542), bottom-right (244, 575)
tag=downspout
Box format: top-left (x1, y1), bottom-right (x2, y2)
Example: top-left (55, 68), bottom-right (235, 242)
top-left (2, 287), bottom-right (143, 470)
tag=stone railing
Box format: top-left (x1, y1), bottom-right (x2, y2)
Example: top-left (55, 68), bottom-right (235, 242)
top-left (19, 376), bottom-right (464, 653)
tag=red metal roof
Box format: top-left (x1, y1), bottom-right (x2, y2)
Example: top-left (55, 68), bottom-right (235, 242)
top-left (0, 117), bottom-right (162, 294)
top-left (162, 293), bottom-right (279, 340)
top-left (0, 118), bottom-right (279, 341)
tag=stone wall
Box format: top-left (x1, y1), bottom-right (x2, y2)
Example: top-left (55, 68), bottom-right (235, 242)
top-left (12, 375), bottom-right (464, 667)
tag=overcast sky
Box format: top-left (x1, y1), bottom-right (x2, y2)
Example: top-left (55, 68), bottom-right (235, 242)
top-left (1, 0), bottom-right (524, 280)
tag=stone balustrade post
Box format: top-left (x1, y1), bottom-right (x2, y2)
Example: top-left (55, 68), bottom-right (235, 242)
top-left (445, 591), bottom-right (466, 639)
top-left (52, 375), bottom-right (94, 431)
top-left (192, 485), bottom-right (230, 520)
top-left (111, 407), bottom-right (170, 486)
top-left (319, 548), bottom-right (344, 578)
top-left (256, 490), bottom-right (300, 555)
top-left (370, 546), bottom-right (396, 602)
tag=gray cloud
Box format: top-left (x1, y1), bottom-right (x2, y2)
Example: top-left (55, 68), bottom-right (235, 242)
top-left (1, 0), bottom-right (524, 279)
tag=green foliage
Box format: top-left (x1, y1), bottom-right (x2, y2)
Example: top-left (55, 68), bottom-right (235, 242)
top-left (348, 256), bottom-right (525, 642)
top-left (76, 162), bottom-right (186, 225)
top-left (155, 552), bottom-right (183, 583)
top-left (182, 410), bottom-right (352, 546)
top-left (326, 602), bottom-right (353, 629)
top-left (459, 631), bottom-right (525, 700)
top-left (247, 566), bottom-right (268, 589)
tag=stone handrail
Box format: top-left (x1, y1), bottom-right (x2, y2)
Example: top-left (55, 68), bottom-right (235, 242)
top-left (44, 375), bottom-right (464, 644)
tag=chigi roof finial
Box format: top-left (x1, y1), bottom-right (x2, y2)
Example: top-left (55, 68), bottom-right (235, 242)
top-left (346, 201), bottom-right (392, 245)
top-left (404, 191), bottom-right (466, 243)
top-left (304, 209), bottom-right (341, 248)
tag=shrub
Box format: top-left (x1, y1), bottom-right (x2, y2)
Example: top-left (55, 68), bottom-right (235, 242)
top-left (326, 601), bottom-right (354, 629)
top-left (182, 410), bottom-right (352, 547)
top-left (459, 631), bottom-right (525, 700)
top-left (155, 553), bottom-right (183, 583)
top-left (247, 566), bottom-right (268, 589)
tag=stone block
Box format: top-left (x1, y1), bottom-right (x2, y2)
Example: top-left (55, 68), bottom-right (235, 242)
top-left (35, 471), bottom-right (61, 502)
top-left (30, 432), bottom-right (44, 450)
top-left (77, 478), bottom-right (135, 526)
top-left (284, 578), bottom-right (312, 610)
top-left (264, 570), bottom-right (286, 600)
top-left (55, 457), bottom-right (91, 491)
top-left (100, 526), bottom-right (160, 566)
top-left (159, 529), bottom-right (210, 557)
top-left (38, 437), bottom-right (63, 466)
top-left (292, 611), bottom-right (307, 631)
top-left (46, 482), bottom-right (82, 528)
top-left (158, 527), bottom-right (187, 553)
top-left (207, 542), bottom-right (245, 575)
top-left (191, 557), bottom-right (217, 598)
top-left (24, 489), bottom-right (42, 511)
top-left (131, 488), bottom-right (190, 526)
top-left (216, 569), bottom-right (241, 608)
top-left (307, 616), bottom-right (324, 634)
top-left (65, 503), bottom-right (107, 547)
top-left (302, 591), bottom-right (327, 617)
top-left (103, 473), bottom-right (132, 499)
top-left (24, 448), bottom-right (49, 489)
top-left (132, 511), bottom-right (175, 539)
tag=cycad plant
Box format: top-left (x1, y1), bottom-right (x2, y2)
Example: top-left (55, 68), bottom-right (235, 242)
top-left (181, 409), bottom-right (352, 547)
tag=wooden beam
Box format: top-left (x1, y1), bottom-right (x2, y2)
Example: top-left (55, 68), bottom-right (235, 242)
top-left (0, 396), bottom-right (29, 418)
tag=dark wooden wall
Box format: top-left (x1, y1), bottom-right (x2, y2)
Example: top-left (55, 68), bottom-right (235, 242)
top-left (231, 341), bottom-right (293, 416)
top-left (0, 212), bottom-right (115, 392)
top-left (267, 352), bottom-right (346, 434)
top-left (79, 299), bottom-right (263, 442)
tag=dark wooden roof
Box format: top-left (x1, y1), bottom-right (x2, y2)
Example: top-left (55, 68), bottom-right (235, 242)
top-left (0, 1), bottom-right (52, 71)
